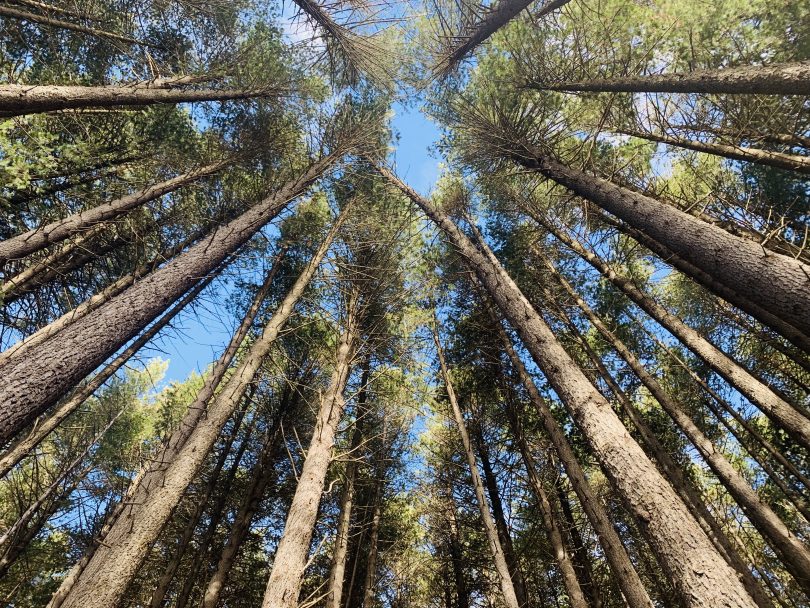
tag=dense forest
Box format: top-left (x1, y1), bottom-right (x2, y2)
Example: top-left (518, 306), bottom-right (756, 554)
top-left (0, 0), bottom-right (808, 607)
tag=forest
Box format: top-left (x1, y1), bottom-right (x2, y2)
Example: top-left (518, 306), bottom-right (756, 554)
top-left (0, 0), bottom-right (808, 607)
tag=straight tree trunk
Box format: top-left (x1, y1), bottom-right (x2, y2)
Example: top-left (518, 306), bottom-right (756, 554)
top-left (522, 205), bottom-right (810, 448)
top-left (0, 159), bottom-right (231, 263)
top-left (0, 83), bottom-right (280, 117)
top-left (615, 128), bottom-right (810, 174)
top-left (0, 152), bottom-right (338, 444)
top-left (506, 146), bottom-right (810, 339)
top-left (378, 163), bottom-right (757, 608)
top-left (443, 484), bottom-right (471, 608)
top-left (530, 61), bottom-right (810, 95)
top-left (54, 208), bottom-right (346, 608)
top-left (543, 256), bottom-right (810, 595)
top-left (0, 272), bottom-right (215, 479)
top-left (360, 480), bottom-right (383, 608)
top-left (434, 325), bottom-right (522, 608)
top-left (261, 293), bottom-right (360, 608)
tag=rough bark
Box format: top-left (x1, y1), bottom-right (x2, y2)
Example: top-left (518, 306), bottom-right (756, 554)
top-left (261, 296), bottom-right (360, 608)
top-left (531, 61), bottom-right (810, 95)
top-left (378, 163), bottom-right (757, 608)
top-left (0, 83), bottom-right (280, 117)
top-left (522, 206), bottom-right (810, 448)
top-left (434, 326), bottom-right (522, 608)
top-left (544, 256), bottom-right (810, 595)
top-left (360, 481), bottom-right (383, 608)
top-left (54, 209), bottom-right (345, 608)
top-left (0, 159), bottom-right (231, 263)
top-left (0, 273), bottom-right (214, 479)
top-left (0, 153), bottom-right (338, 444)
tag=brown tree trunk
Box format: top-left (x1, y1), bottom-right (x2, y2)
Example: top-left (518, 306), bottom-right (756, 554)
top-left (0, 153), bottom-right (338, 444)
top-left (360, 482), bottom-right (383, 608)
top-left (0, 159), bottom-right (231, 263)
top-left (0, 83), bottom-right (280, 117)
top-left (443, 485), bottom-right (470, 608)
top-left (543, 256), bottom-right (810, 595)
top-left (377, 163), bottom-right (757, 608)
top-left (53, 210), bottom-right (345, 608)
top-left (522, 207), bottom-right (810, 449)
top-left (531, 61), bottom-right (810, 95)
top-left (261, 293), bottom-right (360, 608)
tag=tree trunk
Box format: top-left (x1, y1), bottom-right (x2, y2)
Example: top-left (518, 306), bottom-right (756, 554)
top-left (0, 160), bottom-right (231, 264)
top-left (522, 206), bottom-right (810, 449)
top-left (0, 153), bottom-right (338, 444)
top-left (0, 83), bottom-right (279, 117)
top-left (377, 163), bottom-right (757, 608)
top-left (544, 255), bottom-right (810, 596)
top-left (360, 481), bottom-right (383, 608)
top-left (435, 325), bottom-right (523, 608)
top-left (53, 209), bottom-right (345, 608)
top-left (261, 294), bottom-right (360, 608)
top-left (0, 272), bottom-right (214, 479)
top-left (615, 128), bottom-right (810, 174)
top-left (509, 147), bottom-right (810, 340)
top-left (443, 485), bottom-right (471, 608)
top-left (531, 61), bottom-right (810, 95)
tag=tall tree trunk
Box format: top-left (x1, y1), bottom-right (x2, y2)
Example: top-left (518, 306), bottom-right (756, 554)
top-left (615, 128), bottom-right (810, 174)
top-left (0, 272), bottom-right (214, 479)
top-left (530, 61), bottom-right (810, 95)
top-left (443, 485), bottom-right (471, 608)
top-left (543, 255), bottom-right (810, 595)
top-left (0, 83), bottom-right (280, 117)
top-left (260, 293), bottom-right (360, 608)
top-left (327, 357), bottom-right (371, 608)
top-left (0, 153), bottom-right (338, 444)
top-left (377, 163), bottom-right (757, 608)
top-left (0, 160), bottom-right (231, 264)
top-left (506, 146), bottom-right (810, 339)
top-left (53, 209), bottom-right (346, 608)
top-left (521, 206), bottom-right (810, 448)
top-left (434, 325), bottom-right (523, 608)
top-left (360, 479), bottom-right (383, 608)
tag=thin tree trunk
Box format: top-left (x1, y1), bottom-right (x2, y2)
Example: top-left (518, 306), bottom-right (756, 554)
top-left (618, 128), bottom-right (810, 174)
top-left (260, 293), bottom-right (360, 608)
top-left (0, 272), bottom-right (214, 479)
top-left (377, 163), bottom-right (756, 607)
top-left (0, 159), bottom-right (231, 263)
top-left (434, 325), bottom-right (523, 608)
top-left (0, 153), bottom-right (338, 444)
top-left (0, 83), bottom-right (281, 117)
top-left (522, 206), bottom-right (810, 448)
top-left (544, 255), bottom-right (810, 595)
top-left (360, 480), bottom-right (383, 608)
top-left (443, 484), bottom-right (470, 608)
top-left (54, 209), bottom-right (346, 608)
top-left (530, 61), bottom-right (810, 95)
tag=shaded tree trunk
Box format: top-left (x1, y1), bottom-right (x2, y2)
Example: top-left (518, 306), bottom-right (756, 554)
top-left (361, 480), bottom-right (383, 608)
top-left (0, 153), bottom-right (338, 444)
top-left (377, 163), bottom-right (756, 608)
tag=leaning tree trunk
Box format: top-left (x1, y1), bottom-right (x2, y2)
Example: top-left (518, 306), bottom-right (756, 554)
top-left (53, 210), bottom-right (346, 608)
top-left (615, 128), bottom-right (810, 174)
top-left (507, 146), bottom-right (810, 339)
top-left (522, 206), bottom-right (810, 449)
top-left (377, 164), bottom-right (758, 608)
top-left (530, 60), bottom-right (810, 95)
top-left (261, 294), bottom-right (360, 608)
top-left (0, 83), bottom-right (280, 117)
top-left (543, 256), bottom-right (810, 595)
top-left (434, 326), bottom-right (522, 608)
top-left (0, 159), bottom-right (232, 263)
top-left (0, 152), bottom-right (338, 444)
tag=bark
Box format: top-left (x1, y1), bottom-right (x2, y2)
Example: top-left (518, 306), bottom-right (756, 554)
top-left (522, 206), bottom-right (810, 449)
top-left (672, 124), bottom-right (810, 150)
top-left (531, 61), bottom-right (810, 95)
top-left (0, 153), bottom-right (338, 444)
top-left (443, 485), bottom-right (470, 608)
top-left (0, 273), bottom-right (214, 479)
top-left (508, 147), bottom-right (810, 340)
top-left (0, 159), bottom-right (231, 263)
top-left (360, 481), bottom-right (383, 608)
top-left (378, 164), bottom-right (757, 608)
top-left (54, 209), bottom-right (345, 608)
top-left (261, 294), bottom-right (360, 608)
top-left (616, 128), bottom-right (810, 174)
top-left (544, 256), bottom-right (810, 595)
top-left (0, 83), bottom-right (281, 117)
